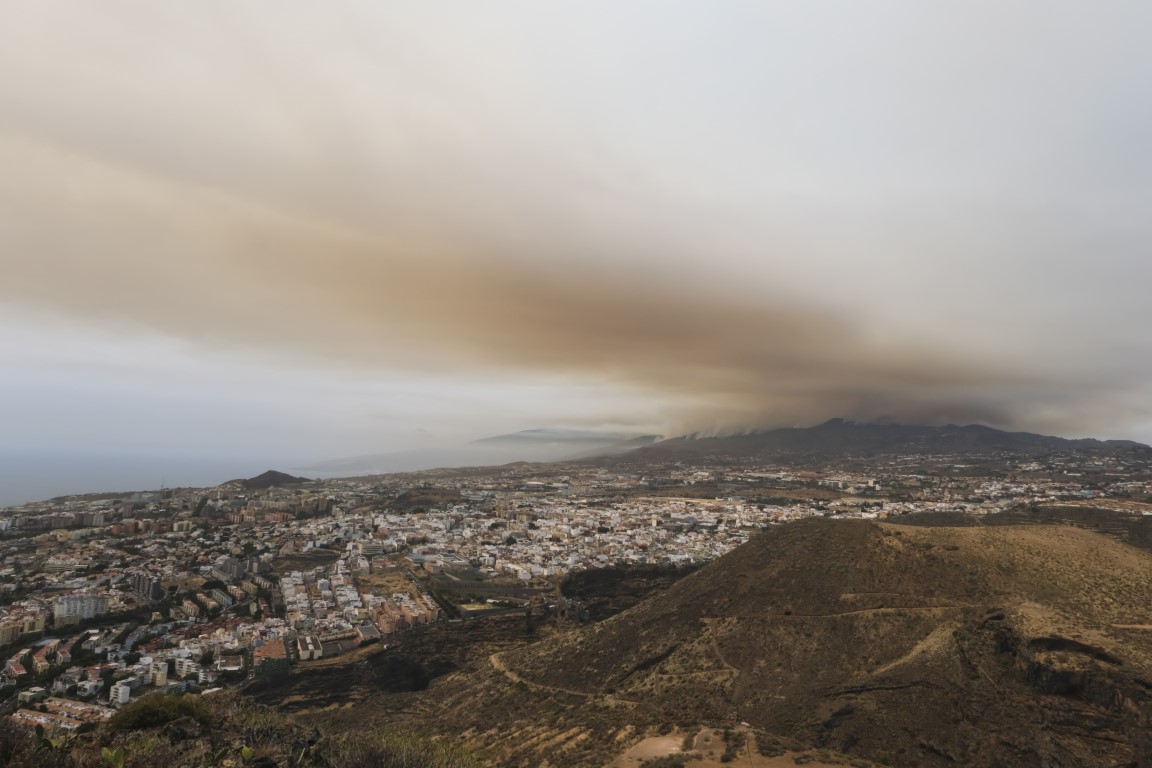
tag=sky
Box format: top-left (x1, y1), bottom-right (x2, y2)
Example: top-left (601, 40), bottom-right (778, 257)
top-left (3, 2), bottom-right (1152, 500)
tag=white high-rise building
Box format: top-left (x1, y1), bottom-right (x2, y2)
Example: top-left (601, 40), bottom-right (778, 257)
top-left (53, 593), bottom-right (109, 625)
top-left (111, 681), bottom-right (131, 705)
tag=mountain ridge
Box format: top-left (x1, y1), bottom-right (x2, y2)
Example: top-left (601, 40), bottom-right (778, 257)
top-left (617, 419), bottom-right (1150, 462)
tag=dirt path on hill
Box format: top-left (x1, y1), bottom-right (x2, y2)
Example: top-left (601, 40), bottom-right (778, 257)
top-left (772, 605), bottom-right (970, 618)
top-left (489, 651), bottom-right (637, 707)
top-left (700, 605), bottom-right (971, 622)
top-left (701, 618), bottom-right (739, 674)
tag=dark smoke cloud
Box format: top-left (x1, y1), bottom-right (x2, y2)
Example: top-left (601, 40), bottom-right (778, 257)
top-left (1, 137), bottom-right (1128, 439)
top-left (3, 3), bottom-right (1152, 441)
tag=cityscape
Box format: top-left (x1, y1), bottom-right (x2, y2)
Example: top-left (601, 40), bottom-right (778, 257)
top-left (5, 2), bottom-right (1152, 764)
top-left (3, 439), bottom-right (1150, 734)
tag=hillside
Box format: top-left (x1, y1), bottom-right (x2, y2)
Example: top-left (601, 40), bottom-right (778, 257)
top-left (344, 518), bottom-right (1152, 767)
top-left (235, 470), bottom-right (311, 490)
top-left (619, 419), bottom-right (1151, 463)
top-left (0, 689), bottom-right (477, 768)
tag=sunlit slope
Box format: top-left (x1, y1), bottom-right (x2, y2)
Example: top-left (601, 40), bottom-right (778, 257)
top-left (497, 519), bottom-right (1152, 766)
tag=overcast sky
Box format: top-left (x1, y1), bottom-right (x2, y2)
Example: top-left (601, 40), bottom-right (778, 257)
top-left (3, 1), bottom-right (1152, 481)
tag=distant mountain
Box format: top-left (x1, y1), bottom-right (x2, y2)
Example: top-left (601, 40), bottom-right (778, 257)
top-left (233, 470), bottom-right (311, 490)
top-left (296, 422), bottom-right (1147, 478)
top-left (622, 419), bottom-right (1150, 462)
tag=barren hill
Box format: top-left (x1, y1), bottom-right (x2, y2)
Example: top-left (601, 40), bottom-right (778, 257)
top-left (404, 519), bottom-right (1152, 767)
top-left (235, 470), bottom-right (311, 490)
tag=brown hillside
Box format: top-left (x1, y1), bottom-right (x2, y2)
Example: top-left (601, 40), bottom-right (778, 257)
top-left (445, 519), bottom-right (1152, 767)
top-left (237, 470), bottom-right (311, 490)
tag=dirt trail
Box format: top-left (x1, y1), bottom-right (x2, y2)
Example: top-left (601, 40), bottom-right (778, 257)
top-left (769, 605), bottom-right (970, 618)
top-left (489, 651), bottom-right (637, 707)
top-left (871, 623), bottom-right (954, 675)
top-left (699, 618), bottom-right (739, 675)
top-left (701, 605), bottom-right (971, 622)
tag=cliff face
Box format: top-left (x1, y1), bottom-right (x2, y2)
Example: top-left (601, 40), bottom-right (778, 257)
top-left (996, 624), bottom-right (1152, 761)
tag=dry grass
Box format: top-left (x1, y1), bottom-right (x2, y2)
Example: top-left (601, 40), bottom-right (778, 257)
top-left (237, 519), bottom-right (1152, 767)
top-left (335, 519), bottom-right (1152, 767)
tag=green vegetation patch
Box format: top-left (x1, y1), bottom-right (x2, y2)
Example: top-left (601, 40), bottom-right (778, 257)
top-left (107, 693), bottom-right (213, 732)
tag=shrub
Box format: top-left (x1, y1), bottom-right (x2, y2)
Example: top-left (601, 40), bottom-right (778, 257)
top-left (310, 731), bottom-right (480, 768)
top-left (639, 756), bottom-right (695, 768)
top-left (721, 729), bottom-right (746, 762)
top-left (871, 749), bottom-right (893, 766)
top-left (0, 719), bottom-right (71, 768)
top-left (107, 693), bottom-right (213, 732)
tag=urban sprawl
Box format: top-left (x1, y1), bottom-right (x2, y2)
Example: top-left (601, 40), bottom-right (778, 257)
top-left (2, 449), bottom-right (1150, 730)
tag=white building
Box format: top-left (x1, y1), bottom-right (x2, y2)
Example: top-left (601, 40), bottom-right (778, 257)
top-left (54, 593), bottom-right (110, 625)
top-left (174, 658), bottom-right (201, 678)
top-left (110, 681), bottom-right (131, 705)
top-left (149, 661), bottom-right (168, 687)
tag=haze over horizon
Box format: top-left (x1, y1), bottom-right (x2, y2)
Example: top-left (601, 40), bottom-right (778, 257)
top-left (4, 2), bottom-right (1152, 504)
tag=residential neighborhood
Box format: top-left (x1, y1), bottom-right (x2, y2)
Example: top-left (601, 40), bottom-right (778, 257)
top-left (2, 445), bottom-right (1151, 730)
